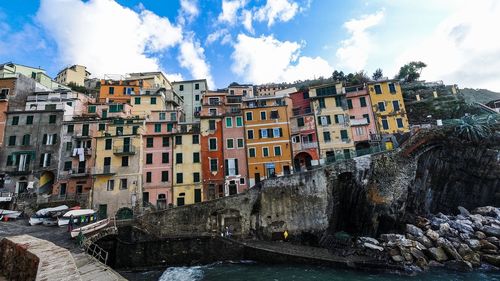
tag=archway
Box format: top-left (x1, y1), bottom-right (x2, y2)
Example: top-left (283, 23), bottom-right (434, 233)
top-left (293, 152), bottom-right (313, 172)
top-left (116, 207), bottom-right (133, 220)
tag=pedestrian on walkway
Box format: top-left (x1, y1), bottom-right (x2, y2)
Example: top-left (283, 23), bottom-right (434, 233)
top-left (68, 215), bottom-right (74, 232)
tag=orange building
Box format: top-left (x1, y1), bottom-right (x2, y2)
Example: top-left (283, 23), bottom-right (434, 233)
top-left (0, 78), bottom-right (15, 147)
top-left (98, 79), bottom-right (142, 103)
top-left (242, 95), bottom-right (293, 187)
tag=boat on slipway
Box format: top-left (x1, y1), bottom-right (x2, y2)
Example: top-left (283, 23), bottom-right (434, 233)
top-left (0, 209), bottom-right (22, 220)
top-left (58, 209), bottom-right (97, 227)
top-left (70, 218), bottom-right (111, 238)
top-left (29, 205), bottom-right (69, 226)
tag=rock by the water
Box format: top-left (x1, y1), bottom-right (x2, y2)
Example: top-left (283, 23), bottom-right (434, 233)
top-left (428, 260), bottom-right (444, 267)
top-left (481, 226), bottom-right (500, 238)
top-left (482, 255), bottom-right (500, 267)
top-left (475, 231), bottom-right (486, 240)
top-left (363, 242), bottom-right (384, 251)
top-left (445, 260), bottom-right (473, 272)
top-left (437, 238), bottom-right (462, 260)
top-left (407, 224), bottom-right (424, 237)
top-left (380, 234), bottom-right (405, 242)
top-left (426, 229), bottom-right (440, 241)
top-left (458, 206), bottom-right (471, 217)
top-left (410, 247), bottom-right (426, 260)
top-left (473, 206), bottom-right (500, 218)
top-left (391, 255), bottom-right (404, 262)
top-left (458, 244), bottom-right (481, 267)
top-left (486, 236), bottom-right (500, 247)
top-left (415, 235), bottom-right (433, 248)
top-left (480, 239), bottom-right (498, 251)
top-left (466, 239), bottom-right (481, 251)
top-left (416, 216), bottom-right (430, 229)
top-left (358, 237), bottom-right (380, 245)
top-left (426, 247), bottom-right (448, 262)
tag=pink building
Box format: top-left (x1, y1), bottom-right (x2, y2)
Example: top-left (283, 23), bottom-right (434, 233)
top-left (345, 86), bottom-right (378, 154)
top-left (142, 110), bottom-right (179, 208)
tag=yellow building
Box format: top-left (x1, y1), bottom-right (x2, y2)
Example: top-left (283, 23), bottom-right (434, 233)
top-left (367, 80), bottom-right (410, 149)
top-left (92, 118), bottom-right (145, 219)
top-left (55, 65), bottom-right (90, 86)
top-left (242, 95), bottom-right (293, 187)
top-left (172, 123), bottom-right (202, 206)
top-left (310, 83), bottom-right (355, 163)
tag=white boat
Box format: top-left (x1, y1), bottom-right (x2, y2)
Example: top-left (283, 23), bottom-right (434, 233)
top-left (0, 209), bottom-right (22, 219)
top-left (29, 217), bottom-right (48, 226)
top-left (35, 205), bottom-right (69, 217)
top-left (70, 218), bottom-right (110, 238)
top-left (42, 218), bottom-right (58, 226)
top-left (58, 209), bottom-right (97, 227)
top-left (29, 205), bottom-right (69, 226)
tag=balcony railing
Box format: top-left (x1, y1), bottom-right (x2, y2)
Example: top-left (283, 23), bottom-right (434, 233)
top-left (350, 118), bottom-right (369, 126)
top-left (91, 166), bottom-right (115, 175)
top-left (226, 108), bottom-right (242, 115)
top-left (226, 97), bottom-right (242, 104)
top-left (70, 168), bottom-right (91, 177)
top-left (293, 141), bottom-right (318, 151)
top-left (73, 130), bottom-right (94, 139)
top-left (113, 145), bottom-right (136, 155)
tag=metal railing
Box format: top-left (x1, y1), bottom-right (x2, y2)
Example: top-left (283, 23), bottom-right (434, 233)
top-left (113, 145), bottom-right (136, 155)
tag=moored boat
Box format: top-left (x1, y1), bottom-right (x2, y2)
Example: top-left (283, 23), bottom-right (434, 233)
top-left (0, 209), bottom-right (22, 220)
top-left (70, 218), bottom-right (110, 238)
top-left (29, 205), bottom-right (69, 226)
top-left (58, 209), bottom-right (97, 227)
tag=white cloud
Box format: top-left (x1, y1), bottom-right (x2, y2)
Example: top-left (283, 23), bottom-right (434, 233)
top-left (242, 10), bottom-right (254, 33)
top-left (231, 34), bottom-right (333, 84)
top-left (206, 29), bottom-right (230, 45)
top-left (335, 10), bottom-right (384, 72)
top-left (254, 0), bottom-right (299, 27)
top-left (218, 0), bottom-right (247, 25)
top-left (165, 72), bottom-right (184, 82)
top-left (36, 0), bottom-right (182, 78)
top-left (178, 35), bottom-right (215, 88)
top-left (178, 0), bottom-right (199, 25)
top-left (394, 0), bottom-right (500, 91)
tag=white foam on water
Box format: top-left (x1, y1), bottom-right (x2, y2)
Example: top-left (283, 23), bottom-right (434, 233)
top-left (158, 266), bottom-right (204, 281)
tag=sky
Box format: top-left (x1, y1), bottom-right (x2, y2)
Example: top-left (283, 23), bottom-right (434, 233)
top-left (0, 0), bottom-right (499, 91)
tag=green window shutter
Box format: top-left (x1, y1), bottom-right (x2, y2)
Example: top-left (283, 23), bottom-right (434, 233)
top-left (347, 99), bottom-right (353, 109)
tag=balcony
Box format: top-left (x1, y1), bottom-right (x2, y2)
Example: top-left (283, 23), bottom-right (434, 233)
top-left (72, 130), bottom-right (94, 139)
top-left (226, 108), bottom-right (242, 115)
top-left (226, 96), bottom-right (242, 104)
top-left (113, 145), bottom-right (136, 155)
top-left (350, 118), bottom-right (369, 126)
top-left (293, 141), bottom-right (318, 151)
top-left (70, 168), bottom-right (91, 177)
top-left (91, 166), bottom-right (115, 176)
top-left (6, 166), bottom-right (30, 175)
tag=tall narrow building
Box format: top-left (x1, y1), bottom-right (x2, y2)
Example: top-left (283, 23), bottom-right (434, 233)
top-left (172, 79), bottom-right (207, 123)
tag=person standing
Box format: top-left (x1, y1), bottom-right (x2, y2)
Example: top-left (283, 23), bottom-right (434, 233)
top-left (68, 215), bottom-right (74, 232)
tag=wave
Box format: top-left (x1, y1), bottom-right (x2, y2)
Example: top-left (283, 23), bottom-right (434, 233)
top-left (158, 266), bottom-right (204, 281)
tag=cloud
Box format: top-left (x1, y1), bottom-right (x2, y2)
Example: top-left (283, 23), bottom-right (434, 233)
top-left (254, 0), bottom-right (299, 27)
top-left (0, 23), bottom-right (47, 56)
top-left (335, 10), bottom-right (384, 72)
top-left (178, 34), bottom-right (215, 88)
top-left (36, 0), bottom-right (182, 78)
top-left (394, 0), bottom-right (500, 91)
top-left (218, 0), bottom-right (247, 25)
top-left (206, 29), bottom-right (231, 45)
top-left (242, 10), bottom-right (254, 33)
top-left (178, 0), bottom-right (199, 25)
top-left (231, 34), bottom-right (333, 84)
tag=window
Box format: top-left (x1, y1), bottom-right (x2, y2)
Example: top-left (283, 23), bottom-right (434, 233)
top-left (347, 99), bottom-right (353, 109)
top-left (40, 153), bottom-right (51, 167)
top-left (335, 96), bottom-right (342, 107)
top-left (176, 173), bottom-right (183, 183)
top-left (374, 85), bottom-right (382, 94)
top-left (209, 138), bottom-right (217, 150)
top-left (8, 136), bottom-right (16, 146)
top-left (48, 115), bottom-right (56, 124)
top-left (382, 118), bottom-right (389, 130)
top-left (334, 114), bottom-right (345, 124)
top-left (162, 171), bottom-right (169, 182)
top-left (297, 117), bottom-right (304, 127)
top-left (12, 116), bottom-right (19, 125)
top-left (396, 118), bottom-right (404, 128)
top-left (210, 158), bottom-right (218, 172)
top-left (120, 178), bottom-right (127, 190)
top-left (162, 152), bottom-right (169, 163)
top-left (105, 139), bottom-right (112, 150)
top-left (273, 128), bottom-right (281, 138)
top-left (176, 153), bottom-right (183, 163)
top-left (150, 97), bottom-right (157, 104)
top-left (66, 142), bottom-right (72, 151)
top-left (260, 111), bottom-right (267, 120)
top-left (88, 105), bottom-right (96, 113)
top-left (195, 83), bottom-right (199, 90)
top-left (179, 85), bottom-right (184, 91)
top-left (22, 134), bottom-right (30, 146)
top-left (146, 153), bottom-right (153, 164)
top-left (64, 161), bottom-right (72, 171)
top-left (116, 126), bottom-right (123, 135)
top-left (363, 114), bottom-right (370, 124)
top-left (26, 115), bottom-right (33, 125)
top-left (122, 156), bottom-right (129, 167)
top-left (249, 148), bottom-right (256, 157)
top-left (274, 146), bottom-right (282, 156)
top-left (167, 123), bottom-right (173, 132)
top-left (98, 123), bottom-right (106, 131)
top-left (262, 147), bottom-right (269, 157)
top-left (340, 130), bottom-right (349, 141)
top-left (355, 127), bottom-right (365, 136)
top-left (107, 180), bottom-right (114, 191)
top-left (245, 112), bottom-right (253, 121)
top-left (226, 117), bottom-right (233, 128)
top-left (193, 172), bottom-right (200, 183)
top-left (146, 172), bottom-right (152, 183)
top-left (193, 152), bottom-right (200, 163)
top-left (209, 120), bottom-right (216, 130)
top-left (318, 98), bottom-right (326, 109)
top-left (227, 138), bottom-right (234, 149)
top-left (175, 135), bottom-right (182, 145)
top-left (159, 112), bottom-right (166, 120)
top-left (240, 178), bottom-right (245, 184)
top-left (247, 130), bottom-right (254, 139)
top-left (389, 83), bottom-right (396, 93)
top-left (236, 116), bottom-right (243, 127)
top-left (109, 87), bottom-right (114, 94)
top-left (318, 115), bottom-right (332, 126)
top-left (146, 137), bottom-right (154, 147)
top-left (0, 88), bottom-right (9, 96)
top-left (195, 95), bottom-right (200, 101)
top-left (154, 123), bottom-right (161, 133)
top-left (323, 132), bottom-right (331, 142)
top-left (360, 97), bottom-right (367, 107)
top-left (260, 129), bottom-right (268, 138)
top-left (192, 135), bottom-right (199, 144)
top-left (378, 102), bottom-right (386, 112)
top-left (109, 104), bottom-right (123, 112)
top-left (163, 136), bottom-right (170, 147)
top-left (270, 110), bottom-right (279, 119)
top-left (237, 138), bottom-right (244, 148)
top-left (392, 100), bottom-right (400, 111)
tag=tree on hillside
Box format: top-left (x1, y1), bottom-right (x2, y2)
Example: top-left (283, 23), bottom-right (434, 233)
top-left (372, 68), bottom-right (384, 81)
top-left (331, 70), bottom-right (345, 83)
top-left (396, 61), bottom-right (427, 83)
top-left (67, 82), bottom-right (87, 94)
top-left (346, 71), bottom-right (370, 85)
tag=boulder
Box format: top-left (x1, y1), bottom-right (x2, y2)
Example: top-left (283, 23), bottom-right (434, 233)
top-left (358, 237), bottom-right (379, 245)
top-left (480, 239), bottom-right (498, 251)
top-left (426, 247), bottom-right (448, 262)
top-left (466, 239), bottom-right (481, 251)
top-left (363, 242), bottom-right (384, 251)
top-left (431, 218), bottom-right (447, 230)
top-left (481, 226), bottom-right (500, 238)
top-left (458, 206), bottom-right (470, 217)
top-left (475, 231), bottom-right (486, 240)
top-left (473, 206), bottom-right (500, 218)
top-left (415, 235), bottom-right (433, 249)
top-left (407, 224), bottom-right (424, 237)
top-left (445, 260), bottom-right (473, 272)
top-left (457, 244), bottom-right (481, 267)
top-left (399, 246), bottom-right (413, 262)
top-left (426, 229), bottom-right (440, 241)
top-left (380, 234), bottom-right (405, 243)
top-left (391, 255), bottom-right (404, 262)
top-left (416, 216), bottom-right (430, 229)
top-left (482, 254), bottom-right (500, 267)
top-left (437, 238), bottom-right (462, 260)
top-left (410, 247), bottom-right (426, 260)
top-left (428, 260), bottom-right (444, 267)
top-left (486, 236), bottom-right (500, 247)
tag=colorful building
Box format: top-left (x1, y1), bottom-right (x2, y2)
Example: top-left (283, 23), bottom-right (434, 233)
top-left (289, 90), bottom-right (320, 171)
top-left (242, 95), bottom-right (293, 187)
top-left (55, 65), bottom-right (90, 86)
top-left (345, 85), bottom-right (379, 154)
top-left (309, 83), bottom-right (355, 163)
top-left (367, 80), bottom-right (410, 149)
top-left (172, 123), bottom-right (202, 206)
top-left (172, 79), bottom-right (207, 123)
top-left (98, 79), bottom-right (142, 104)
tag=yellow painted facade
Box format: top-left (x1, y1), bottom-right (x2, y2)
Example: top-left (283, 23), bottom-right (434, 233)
top-left (92, 119), bottom-right (145, 217)
top-left (243, 96), bottom-right (293, 187)
top-left (367, 80), bottom-right (410, 135)
top-left (310, 83), bottom-right (355, 162)
top-left (172, 124), bottom-right (203, 206)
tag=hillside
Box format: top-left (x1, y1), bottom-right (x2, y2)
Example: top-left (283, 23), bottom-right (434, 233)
top-left (459, 88), bottom-right (500, 104)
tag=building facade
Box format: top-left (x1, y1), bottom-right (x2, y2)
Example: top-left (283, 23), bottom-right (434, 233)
top-left (55, 65), bottom-right (90, 86)
top-left (172, 79), bottom-right (207, 123)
